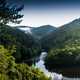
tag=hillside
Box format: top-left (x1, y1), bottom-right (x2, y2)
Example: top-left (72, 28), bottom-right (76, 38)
top-left (0, 24), bottom-right (41, 65)
top-left (41, 18), bottom-right (80, 50)
top-left (19, 25), bottom-right (56, 39)
top-left (31, 25), bottom-right (56, 39)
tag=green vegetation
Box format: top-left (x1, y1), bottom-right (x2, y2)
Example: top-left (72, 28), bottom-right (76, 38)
top-left (0, 45), bottom-right (50, 80)
top-left (31, 25), bottom-right (56, 40)
top-left (45, 44), bottom-right (80, 70)
top-left (0, 24), bottom-right (41, 65)
top-left (41, 19), bottom-right (80, 51)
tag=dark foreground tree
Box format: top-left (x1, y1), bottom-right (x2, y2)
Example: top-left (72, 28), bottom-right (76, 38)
top-left (0, 0), bottom-right (24, 24)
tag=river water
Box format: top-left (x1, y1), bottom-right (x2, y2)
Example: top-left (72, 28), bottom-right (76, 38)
top-left (35, 52), bottom-right (80, 80)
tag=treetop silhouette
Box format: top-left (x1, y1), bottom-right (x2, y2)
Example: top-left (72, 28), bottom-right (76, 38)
top-left (0, 0), bottom-right (24, 24)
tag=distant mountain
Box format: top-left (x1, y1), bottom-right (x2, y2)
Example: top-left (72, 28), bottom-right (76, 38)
top-left (18, 25), bottom-right (56, 40)
top-left (31, 25), bottom-right (56, 39)
top-left (13, 18), bottom-right (80, 51)
top-left (41, 18), bottom-right (80, 50)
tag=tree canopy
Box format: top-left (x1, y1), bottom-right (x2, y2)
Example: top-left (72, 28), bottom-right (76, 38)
top-left (0, 0), bottom-right (24, 24)
top-left (0, 45), bottom-right (51, 80)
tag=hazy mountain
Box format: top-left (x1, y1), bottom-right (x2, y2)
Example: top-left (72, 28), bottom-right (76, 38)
top-left (18, 25), bottom-right (56, 40)
top-left (41, 18), bottom-right (80, 50)
top-left (31, 25), bottom-right (56, 39)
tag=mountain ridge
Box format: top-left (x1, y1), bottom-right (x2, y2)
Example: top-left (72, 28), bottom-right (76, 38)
top-left (18, 25), bottom-right (57, 40)
top-left (41, 18), bottom-right (80, 50)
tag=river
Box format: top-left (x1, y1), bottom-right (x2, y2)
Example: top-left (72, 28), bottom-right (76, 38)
top-left (35, 52), bottom-right (80, 80)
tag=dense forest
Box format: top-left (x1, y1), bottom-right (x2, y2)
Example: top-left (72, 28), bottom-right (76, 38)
top-left (0, 24), bottom-right (41, 65)
top-left (0, 45), bottom-right (51, 80)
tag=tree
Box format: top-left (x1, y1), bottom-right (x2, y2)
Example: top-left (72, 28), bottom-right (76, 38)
top-left (0, 45), bottom-right (51, 80)
top-left (45, 43), bottom-right (80, 72)
top-left (0, 0), bottom-right (24, 24)
top-left (16, 63), bottom-right (51, 80)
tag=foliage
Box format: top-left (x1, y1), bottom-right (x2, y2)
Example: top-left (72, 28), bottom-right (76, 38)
top-left (0, 45), bottom-right (16, 79)
top-left (45, 43), bottom-right (80, 71)
top-left (0, 24), bottom-right (41, 65)
top-left (16, 64), bottom-right (51, 80)
top-left (0, 45), bottom-right (50, 80)
top-left (0, 0), bottom-right (24, 24)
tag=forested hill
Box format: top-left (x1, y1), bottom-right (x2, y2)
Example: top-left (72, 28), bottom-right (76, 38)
top-left (19, 25), bottom-right (57, 40)
top-left (31, 25), bottom-right (56, 39)
top-left (0, 24), bottom-right (41, 65)
top-left (19, 25), bottom-right (57, 52)
top-left (41, 18), bottom-right (80, 50)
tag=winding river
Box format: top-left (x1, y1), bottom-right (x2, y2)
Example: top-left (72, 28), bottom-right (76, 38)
top-left (35, 52), bottom-right (80, 80)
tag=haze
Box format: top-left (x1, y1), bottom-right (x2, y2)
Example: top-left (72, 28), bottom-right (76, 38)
top-left (10, 0), bottom-right (80, 27)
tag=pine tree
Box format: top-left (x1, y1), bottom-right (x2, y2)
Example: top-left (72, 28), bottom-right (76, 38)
top-left (0, 0), bottom-right (24, 24)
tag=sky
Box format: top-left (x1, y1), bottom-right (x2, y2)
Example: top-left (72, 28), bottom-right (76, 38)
top-left (9, 0), bottom-right (80, 27)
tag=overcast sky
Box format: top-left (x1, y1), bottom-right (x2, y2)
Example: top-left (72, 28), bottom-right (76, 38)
top-left (10, 0), bottom-right (80, 27)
